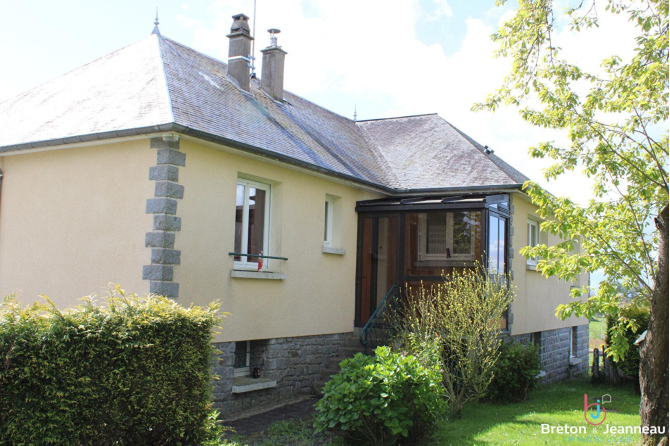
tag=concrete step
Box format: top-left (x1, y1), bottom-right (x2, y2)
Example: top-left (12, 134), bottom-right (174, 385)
top-left (342, 335), bottom-right (365, 348)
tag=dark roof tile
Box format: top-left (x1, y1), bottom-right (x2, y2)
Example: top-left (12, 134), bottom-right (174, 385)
top-left (0, 34), bottom-right (528, 193)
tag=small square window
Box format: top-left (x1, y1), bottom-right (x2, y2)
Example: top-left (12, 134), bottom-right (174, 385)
top-left (234, 340), bottom-right (251, 377)
top-left (527, 220), bottom-right (540, 265)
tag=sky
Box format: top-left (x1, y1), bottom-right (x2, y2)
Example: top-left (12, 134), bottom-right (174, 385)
top-left (0, 0), bottom-right (643, 288)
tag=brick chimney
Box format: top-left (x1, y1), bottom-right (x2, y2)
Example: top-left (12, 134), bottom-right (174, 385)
top-left (261, 29), bottom-right (287, 102)
top-left (227, 13), bottom-right (253, 91)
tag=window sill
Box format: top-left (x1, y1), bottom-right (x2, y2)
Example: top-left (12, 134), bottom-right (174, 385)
top-left (569, 357), bottom-right (583, 366)
top-left (232, 377), bottom-right (277, 394)
top-left (415, 260), bottom-right (476, 267)
top-left (526, 262), bottom-right (538, 271)
top-left (230, 270), bottom-right (286, 280)
top-left (322, 245), bottom-right (346, 255)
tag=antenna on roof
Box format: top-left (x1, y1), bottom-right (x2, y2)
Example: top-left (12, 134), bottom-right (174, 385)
top-left (152, 7), bottom-right (161, 35)
top-left (353, 105), bottom-right (358, 122)
top-left (250, 0), bottom-right (257, 78)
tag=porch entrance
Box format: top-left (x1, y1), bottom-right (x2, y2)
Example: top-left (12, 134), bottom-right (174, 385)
top-left (354, 194), bottom-right (510, 329)
top-left (355, 216), bottom-right (399, 327)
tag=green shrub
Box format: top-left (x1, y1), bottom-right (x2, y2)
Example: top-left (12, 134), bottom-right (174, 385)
top-left (486, 341), bottom-right (541, 403)
top-left (606, 306), bottom-right (649, 380)
top-left (0, 286), bottom-right (222, 445)
top-left (314, 346), bottom-right (446, 446)
top-left (391, 266), bottom-right (515, 418)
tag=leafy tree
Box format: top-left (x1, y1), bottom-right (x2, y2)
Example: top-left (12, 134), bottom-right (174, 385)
top-left (392, 267), bottom-right (515, 418)
top-left (476, 0), bottom-right (668, 443)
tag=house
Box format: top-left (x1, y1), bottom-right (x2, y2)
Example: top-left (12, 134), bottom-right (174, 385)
top-left (0, 14), bottom-right (589, 416)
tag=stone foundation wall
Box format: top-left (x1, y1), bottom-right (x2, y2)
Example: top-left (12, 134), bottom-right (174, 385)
top-left (212, 333), bottom-right (349, 417)
top-left (511, 324), bottom-right (589, 383)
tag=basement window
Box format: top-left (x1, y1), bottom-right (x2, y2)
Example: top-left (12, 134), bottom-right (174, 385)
top-left (234, 341), bottom-right (251, 377)
top-left (570, 326), bottom-right (578, 358)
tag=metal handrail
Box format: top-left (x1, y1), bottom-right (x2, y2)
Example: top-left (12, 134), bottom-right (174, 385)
top-left (228, 252), bottom-right (288, 261)
top-left (359, 285), bottom-right (398, 355)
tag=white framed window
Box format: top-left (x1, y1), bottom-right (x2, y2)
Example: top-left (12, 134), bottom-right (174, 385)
top-left (324, 196), bottom-right (334, 247)
top-left (234, 179), bottom-right (271, 271)
top-left (418, 212), bottom-right (476, 261)
top-left (527, 220), bottom-right (540, 265)
top-left (234, 340), bottom-right (251, 377)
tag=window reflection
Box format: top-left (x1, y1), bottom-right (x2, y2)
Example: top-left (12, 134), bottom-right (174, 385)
top-left (234, 180), bottom-right (269, 266)
top-left (488, 213), bottom-right (507, 275)
top-left (404, 211), bottom-right (482, 277)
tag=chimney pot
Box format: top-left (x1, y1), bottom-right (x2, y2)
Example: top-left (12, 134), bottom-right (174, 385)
top-left (227, 13), bottom-right (254, 91)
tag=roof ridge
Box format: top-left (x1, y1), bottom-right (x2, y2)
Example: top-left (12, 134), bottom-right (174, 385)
top-left (356, 122), bottom-right (402, 188)
top-left (155, 36), bottom-right (175, 124)
top-left (356, 113), bottom-right (438, 123)
top-left (444, 118), bottom-right (530, 184)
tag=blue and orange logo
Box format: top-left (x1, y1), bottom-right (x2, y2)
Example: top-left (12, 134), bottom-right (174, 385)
top-left (584, 394), bottom-right (607, 425)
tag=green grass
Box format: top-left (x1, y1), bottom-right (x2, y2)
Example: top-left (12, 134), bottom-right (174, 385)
top-left (434, 379), bottom-right (642, 445)
top-left (220, 379), bottom-right (642, 446)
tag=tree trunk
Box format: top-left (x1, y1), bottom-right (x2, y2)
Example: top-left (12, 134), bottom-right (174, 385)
top-left (640, 204), bottom-right (669, 445)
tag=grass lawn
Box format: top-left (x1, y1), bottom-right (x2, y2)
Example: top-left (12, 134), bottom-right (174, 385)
top-left (435, 378), bottom-right (642, 445)
top-left (222, 378), bottom-right (642, 445)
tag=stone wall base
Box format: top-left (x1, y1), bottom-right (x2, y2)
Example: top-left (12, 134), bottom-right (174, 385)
top-left (212, 333), bottom-right (349, 418)
top-left (511, 324), bottom-right (589, 383)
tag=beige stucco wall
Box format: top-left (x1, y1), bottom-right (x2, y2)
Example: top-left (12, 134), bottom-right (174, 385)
top-left (0, 140), bottom-right (154, 306)
top-left (509, 192), bottom-right (588, 335)
top-left (0, 134), bottom-right (584, 341)
top-left (174, 139), bottom-right (381, 343)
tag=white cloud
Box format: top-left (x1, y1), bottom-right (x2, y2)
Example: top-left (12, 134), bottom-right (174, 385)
top-left (172, 2), bottom-right (653, 203)
top-left (172, 0), bottom-right (643, 204)
top-left (429, 0), bottom-right (453, 21)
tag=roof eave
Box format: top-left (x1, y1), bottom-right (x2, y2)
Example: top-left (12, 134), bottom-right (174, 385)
top-left (0, 126), bottom-right (525, 197)
top-left (389, 183), bottom-right (525, 197)
top-left (0, 124), bottom-right (176, 153)
top-left (0, 124), bottom-right (395, 194)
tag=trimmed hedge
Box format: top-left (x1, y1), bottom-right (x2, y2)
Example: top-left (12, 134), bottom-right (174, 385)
top-left (0, 287), bottom-right (222, 445)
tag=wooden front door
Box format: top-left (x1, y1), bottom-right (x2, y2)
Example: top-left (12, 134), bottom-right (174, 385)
top-left (356, 215), bottom-right (399, 327)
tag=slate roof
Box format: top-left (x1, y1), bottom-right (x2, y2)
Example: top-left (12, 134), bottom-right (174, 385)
top-left (0, 33), bottom-right (528, 193)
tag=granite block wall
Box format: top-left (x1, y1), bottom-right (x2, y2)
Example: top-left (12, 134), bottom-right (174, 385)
top-left (511, 324), bottom-right (589, 383)
top-left (212, 333), bottom-right (349, 417)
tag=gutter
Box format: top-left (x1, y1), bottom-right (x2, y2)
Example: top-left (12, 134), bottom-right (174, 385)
top-left (0, 124), bottom-right (176, 152)
top-left (0, 124), bottom-right (525, 196)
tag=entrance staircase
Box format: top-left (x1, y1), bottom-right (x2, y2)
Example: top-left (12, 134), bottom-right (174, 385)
top-left (312, 286), bottom-right (400, 395)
